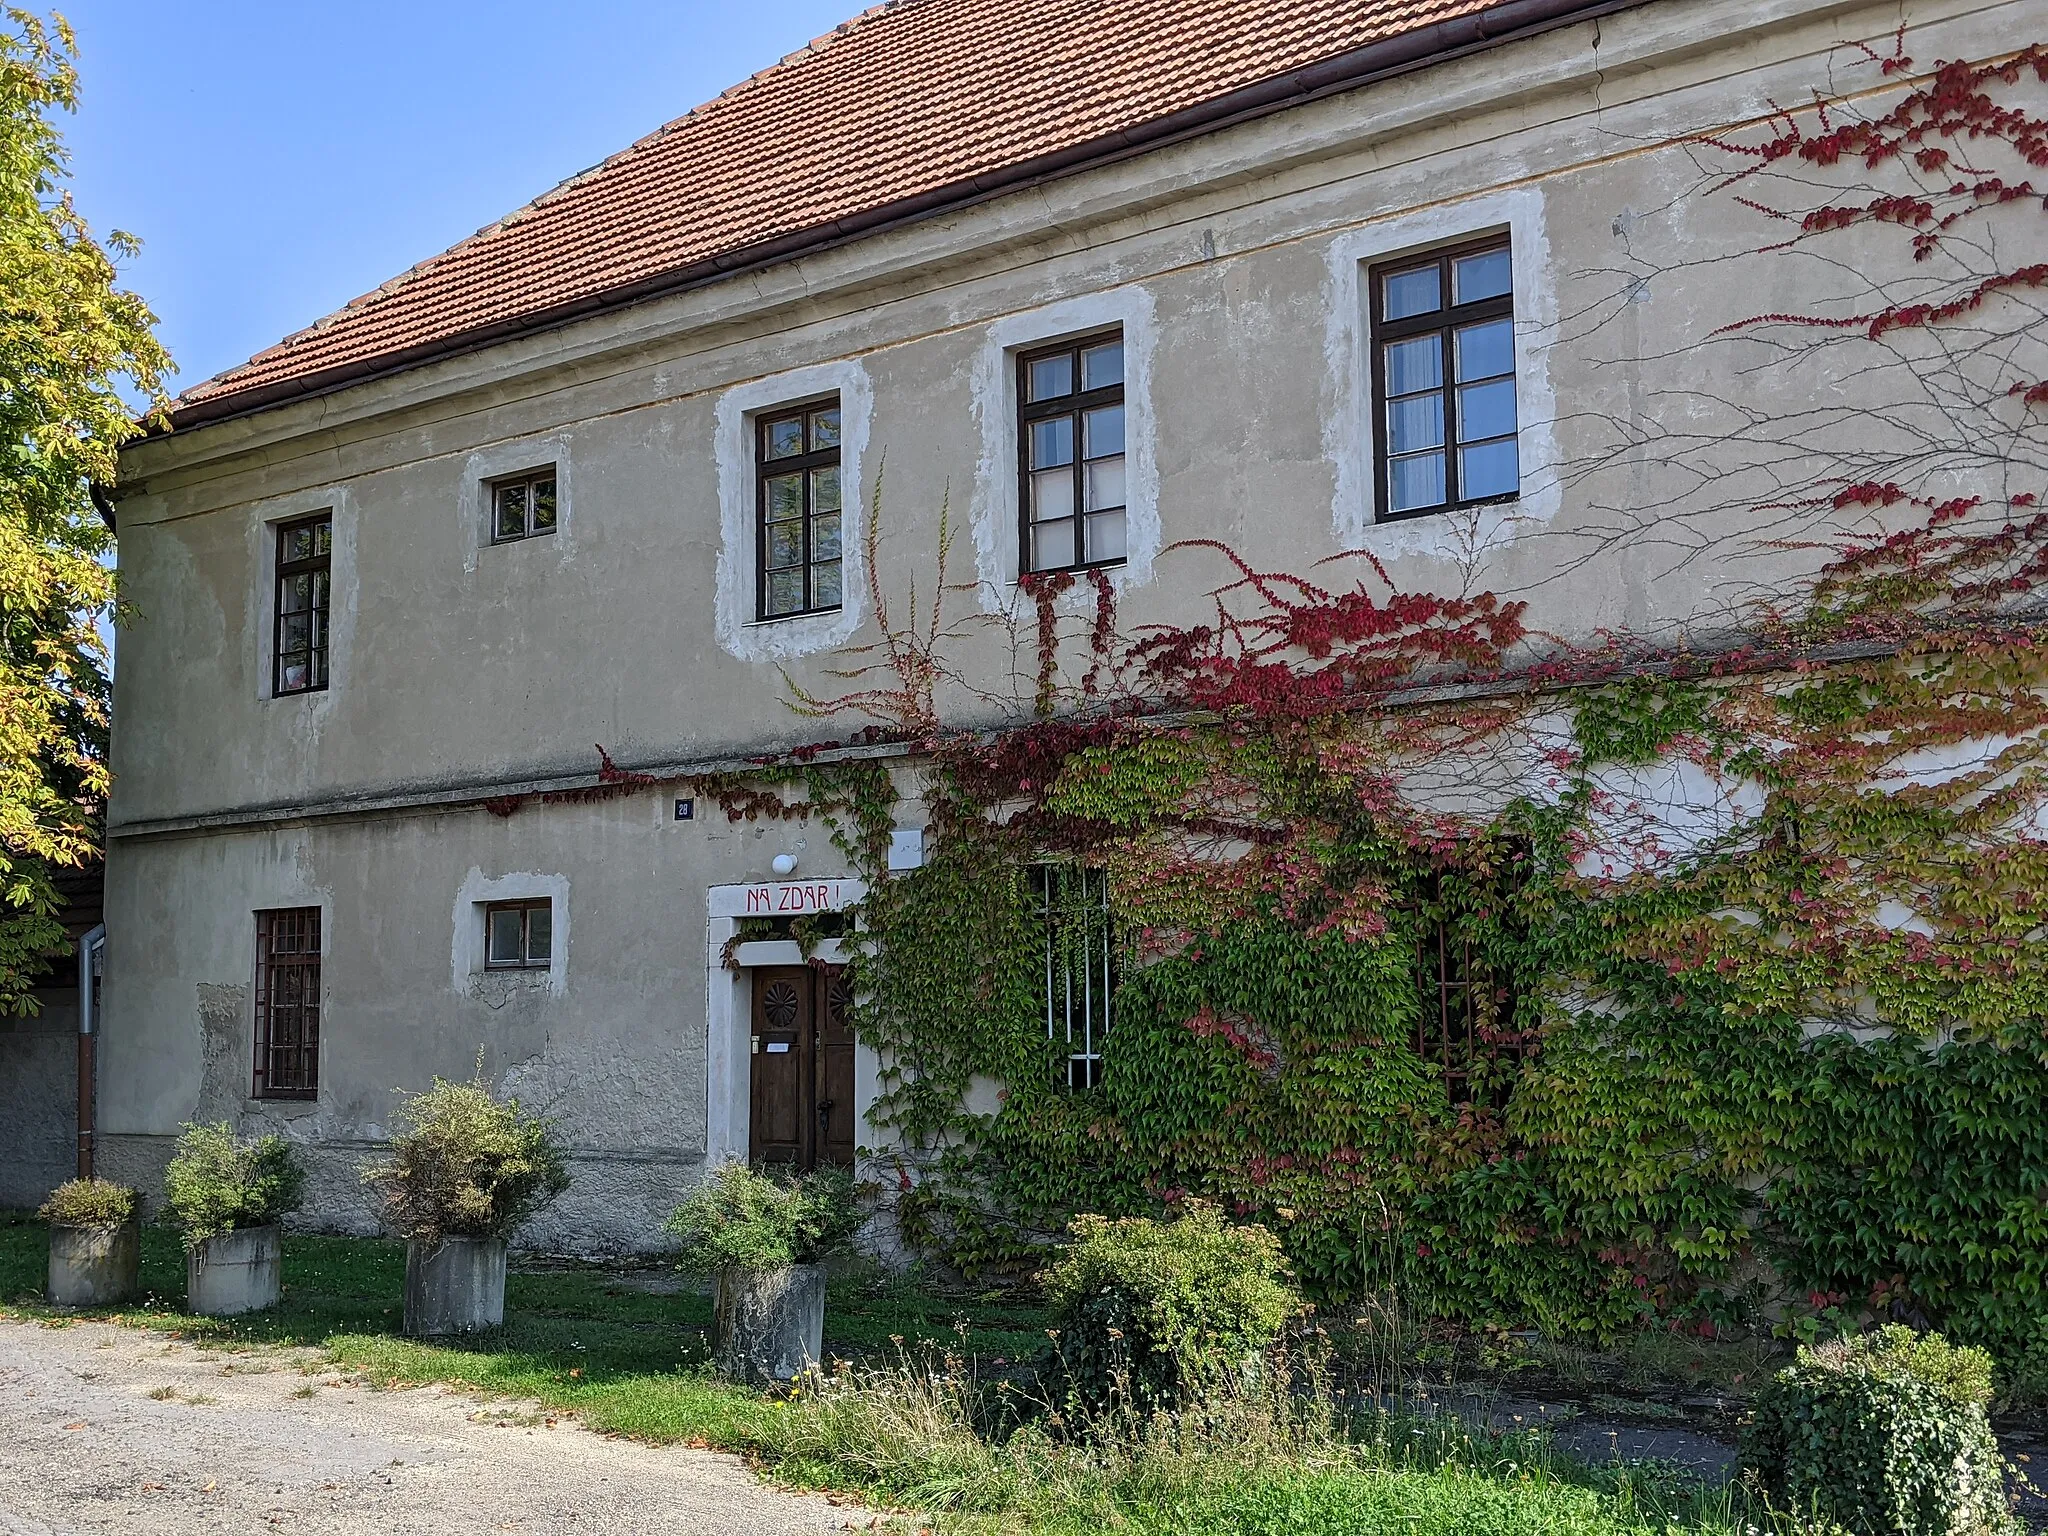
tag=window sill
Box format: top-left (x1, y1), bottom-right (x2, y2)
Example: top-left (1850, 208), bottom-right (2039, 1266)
top-left (1013, 557), bottom-right (1127, 586)
top-left (246, 1096), bottom-right (319, 1115)
top-left (745, 607), bottom-right (845, 629)
top-left (1373, 494), bottom-right (1520, 527)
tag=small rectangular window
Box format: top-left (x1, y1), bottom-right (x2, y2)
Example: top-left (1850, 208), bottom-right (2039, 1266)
top-left (273, 513), bottom-right (331, 696)
top-left (484, 899), bottom-right (553, 969)
top-left (1370, 239), bottom-right (1518, 522)
top-left (490, 468), bottom-right (558, 544)
top-left (1031, 865), bottom-right (1114, 1089)
top-left (253, 907), bottom-right (321, 1099)
top-left (1018, 331), bottom-right (1125, 574)
top-left (755, 400), bottom-right (842, 620)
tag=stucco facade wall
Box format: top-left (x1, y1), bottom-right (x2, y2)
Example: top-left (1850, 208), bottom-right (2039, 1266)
top-left (96, 0), bottom-right (2041, 1248)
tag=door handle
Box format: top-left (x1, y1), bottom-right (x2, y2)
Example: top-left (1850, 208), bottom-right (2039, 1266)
top-left (817, 1099), bottom-right (835, 1119)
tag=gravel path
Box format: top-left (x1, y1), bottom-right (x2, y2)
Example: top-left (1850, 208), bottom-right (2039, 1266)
top-left (0, 1318), bottom-right (864, 1535)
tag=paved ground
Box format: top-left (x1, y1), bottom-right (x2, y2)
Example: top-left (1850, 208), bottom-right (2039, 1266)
top-left (0, 1319), bottom-right (867, 1536)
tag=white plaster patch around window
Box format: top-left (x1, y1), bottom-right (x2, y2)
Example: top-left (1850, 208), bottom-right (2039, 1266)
top-left (246, 483), bottom-right (355, 710)
top-left (459, 431), bottom-right (575, 573)
top-left (713, 360), bottom-right (872, 662)
top-left (969, 286), bottom-right (1160, 613)
top-left (451, 869), bottom-right (569, 999)
top-left (1323, 187), bottom-right (1560, 562)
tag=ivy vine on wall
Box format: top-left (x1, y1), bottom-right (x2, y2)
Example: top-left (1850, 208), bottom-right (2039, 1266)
top-left (664, 37), bottom-right (2048, 1371)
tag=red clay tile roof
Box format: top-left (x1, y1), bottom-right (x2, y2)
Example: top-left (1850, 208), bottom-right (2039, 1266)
top-left (169, 0), bottom-right (1624, 428)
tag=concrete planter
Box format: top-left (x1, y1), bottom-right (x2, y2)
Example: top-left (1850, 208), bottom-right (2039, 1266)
top-left (404, 1236), bottom-right (506, 1336)
top-left (186, 1225), bottom-right (282, 1316)
top-left (713, 1263), bottom-right (826, 1385)
top-left (47, 1220), bottom-right (141, 1306)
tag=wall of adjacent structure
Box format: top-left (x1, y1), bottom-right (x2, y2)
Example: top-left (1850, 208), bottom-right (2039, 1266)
top-left (97, 0), bottom-right (2035, 1248)
top-left (0, 989), bottom-right (77, 1210)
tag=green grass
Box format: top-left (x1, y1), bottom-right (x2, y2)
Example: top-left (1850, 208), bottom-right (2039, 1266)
top-left (0, 1214), bottom-right (1762, 1533)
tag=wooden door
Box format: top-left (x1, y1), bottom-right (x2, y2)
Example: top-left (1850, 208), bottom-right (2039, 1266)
top-left (749, 963), bottom-right (856, 1170)
top-left (816, 966), bottom-right (856, 1168)
top-left (750, 967), bottom-right (812, 1165)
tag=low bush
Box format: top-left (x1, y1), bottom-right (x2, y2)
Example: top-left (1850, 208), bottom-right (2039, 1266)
top-left (1744, 1324), bottom-right (2018, 1535)
top-left (361, 1079), bottom-right (569, 1243)
top-left (36, 1177), bottom-right (137, 1230)
top-left (1039, 1202), bottom-right (1301, 1413)
top-left (665, 1160), bottom-right (863, 1273)
top-left (163, 1122), bottom-right (305, 1248)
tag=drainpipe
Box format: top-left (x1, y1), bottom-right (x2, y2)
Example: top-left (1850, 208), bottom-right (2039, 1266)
top-left (76, 924), bottom-right (105, 1179)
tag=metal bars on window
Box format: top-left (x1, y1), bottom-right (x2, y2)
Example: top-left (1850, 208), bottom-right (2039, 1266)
top-left (1018, 331), bottom-right (1126, 574)
top-left (1413, 864), bottom-right (1531, 1108)
top-left (756, 400), bottom-right (843, 620)
top-left (273, 514), bottom-right (331, 695)
top-left (1370, 238), bottom-right (1518, 522)
top-left (490, 468), bottom-right (558, 543)
top-left (253, 907), bottom-right (321, 1099)
top-left (1031, 865), bottom-right (1114, 1089)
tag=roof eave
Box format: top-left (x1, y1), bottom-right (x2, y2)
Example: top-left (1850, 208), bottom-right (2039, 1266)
top-left (158, 0), bottom-right (1640, 438)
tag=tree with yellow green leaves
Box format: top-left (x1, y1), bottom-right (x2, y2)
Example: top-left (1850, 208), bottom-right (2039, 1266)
top-left (1, 9), bottom-right (169, 1010)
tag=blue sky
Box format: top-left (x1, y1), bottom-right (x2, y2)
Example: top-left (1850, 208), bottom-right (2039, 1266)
top-left (59, 1), bottom-right (861, 393)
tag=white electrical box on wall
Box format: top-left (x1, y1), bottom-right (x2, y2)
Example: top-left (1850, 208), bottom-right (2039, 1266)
top-left (887, 827), bottom-right (925, 871)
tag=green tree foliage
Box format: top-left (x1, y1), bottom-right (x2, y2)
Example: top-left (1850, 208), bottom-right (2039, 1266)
top-left (162, 1121), bottom-right (306, 1248)
top-left (665, 1160), bottom-right (865, 1273)
top-left (35, 1174), bottom-right (134, 1228)
top-left (1744, 1327), bottom-right (2016, 1535)
top-left (360, 1079), bottom-right (570, 1243)
top-left (1040, 1203), bottom-right (1302, 1412)
top-left (0, 10), bottom-right (169, 1009)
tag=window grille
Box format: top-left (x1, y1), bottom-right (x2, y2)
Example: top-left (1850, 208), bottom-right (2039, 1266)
top-left (490, 467), bottom-right (558, 543)
top-left (1413, 863), bottom-right (1531, 1107)
top-left (273, 513), bottom-right (331, 695)
top-left (1031, 865), bottom-right (1114, 1089)
top-left (756, 399), bottom-right (843, 619)
top-left (253, 907), bottom-right (321, 1099)
top-left (1369, 238), bottom-right (1518, 522)
top-left (484, 900), bottom-right (552, 969)
top-left (1018, 331), bottom-right (1126, 574)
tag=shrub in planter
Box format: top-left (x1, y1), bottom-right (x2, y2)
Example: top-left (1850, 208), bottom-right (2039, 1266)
top-left (667, 1161), bottom-right (864, 1385)
top-left (1744, 1325), bottom-right (2018, 1536)
top-left (164, 1122), bottom-right (304, 1316)
top-left (1039, 1201), bottom-right (1301, 1413)
top-left (360, 1079), bottom-right (569, 1336)
top-left (39, 1178), bottom-right (141, 1306)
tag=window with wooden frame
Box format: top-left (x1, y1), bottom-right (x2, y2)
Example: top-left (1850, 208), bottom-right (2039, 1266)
top-left (1018, 331), bottom-right (1125, 575)
top-left (272, 513), bottom-right (331, 696)
top-left (756, 399), bottom-right (842, 620)
top-left (1413, 852), bottom-right (1533, 1108)
top-left (484, 899), bottom-right (552, 970)
top-left (489, 466), bottom-right (557, 543)
top-left (1370, 238), bottom-right (1519, 522)
top-left (1031, 864), bottom-right (1115, 1089)
top-left (253, 907), bottom-right (321, 1099)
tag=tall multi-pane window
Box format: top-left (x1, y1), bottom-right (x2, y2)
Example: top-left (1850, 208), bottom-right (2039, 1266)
top-left (1031, 865), bottom-right (1114, 1089)
top-left (756, 399), bottom-right (843, 620)
top-left (1370, 240), bottom-right (1518, 521)
top-left (491, 467), bottom-right (557, 543)
top-left (253, 907), bottom-right (321, 1099)
top-left (1018, 331), bottom-right (1125, 574)
top-left (273, 514), bottom-right (331, 695)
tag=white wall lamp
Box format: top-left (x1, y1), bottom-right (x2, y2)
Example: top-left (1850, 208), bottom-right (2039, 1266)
top-left (770, 853), bottom-right (798, 877)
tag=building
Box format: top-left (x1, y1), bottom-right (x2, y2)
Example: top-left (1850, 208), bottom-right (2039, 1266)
top-left (95, 0), bottom-right (2041, 1256)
